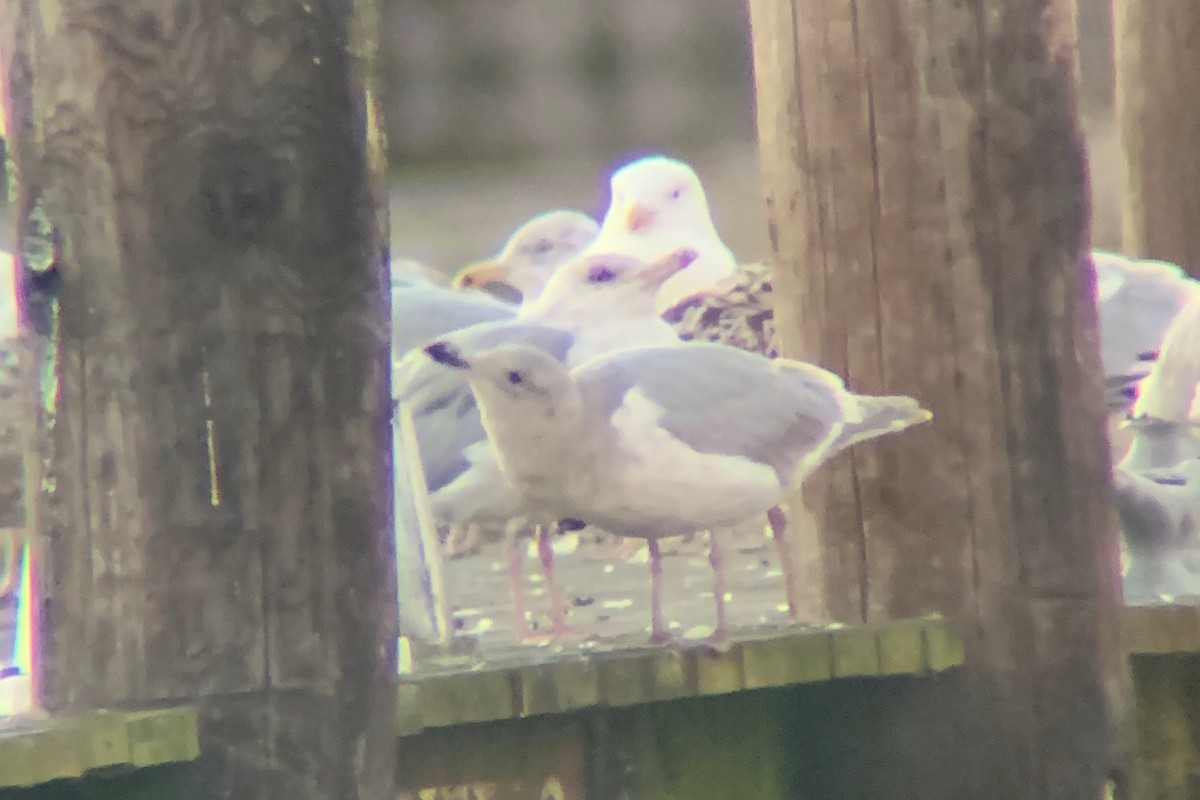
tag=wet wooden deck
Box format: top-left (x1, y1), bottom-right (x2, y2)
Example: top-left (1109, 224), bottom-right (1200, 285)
top-left (396, 525), bottom-right (967, 735)
top-left (432, 523), bottom-right (809, 659)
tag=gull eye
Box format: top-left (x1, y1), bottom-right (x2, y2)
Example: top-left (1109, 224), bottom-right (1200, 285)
top-left (587, 265), bottom-right (617, 284)
top-left (507, 370), bottom-right (524, 385)
top-left (532, 238), bottom-right (554, 255)
top-left (668, 187), bottom-right (683, 200)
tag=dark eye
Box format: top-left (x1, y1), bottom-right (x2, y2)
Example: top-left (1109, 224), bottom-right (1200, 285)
top-left (532, 238), bottom-right (554, 255)
top-left (587, 266), bottom-right (618, 283)
top-left (669, 188), bottom-right (682, 200)
top-left (507, 370), bottom-right (524, 385)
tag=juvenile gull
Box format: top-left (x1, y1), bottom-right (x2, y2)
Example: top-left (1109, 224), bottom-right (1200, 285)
top-left (397, 250), bottom-right (696, 637)
top-left (451, 209), bottom-right (600, 303)
top-left (664, 260), bottom-right (777, 358)
top-left (423, 340), bottom-right (932, 642)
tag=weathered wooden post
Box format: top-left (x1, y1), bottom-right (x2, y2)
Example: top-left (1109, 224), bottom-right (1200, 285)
top-left (1114, 0), bottom-right (1200, 274)
top-left (5, 2), bottom-right (398, 798)
top-left (747, 1), bottom-right (1131, 798)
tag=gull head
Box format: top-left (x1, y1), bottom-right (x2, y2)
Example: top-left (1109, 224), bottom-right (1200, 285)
top-left (603, 155), bottom-right (716, 238)
top-left (526, 248), bottom-right (699, 321)
top-left (452, 209), bottom-right (599, 302)
top-left (423, 341), bottom-right (577, 425)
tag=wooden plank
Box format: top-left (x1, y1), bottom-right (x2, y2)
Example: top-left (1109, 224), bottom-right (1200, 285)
top-left (693, 642), bottom-right (745, 695)
top-left (747, 2), bottom-right (1130, 799)
top-left (923, 616), bottom-right (968, 673)
top-left (741, 631), bottom-right (833, 689)
top-left (875, 617), bottom-right (927, 676)
top-left (830, 624), bottom-right (881, 679)
top-left (403, 618), bottom-right (966, 730)
top-left (396, 682), bottom-right (424, 738)
top-left (596, 651), bottom-right (655, 708)
top-left (8, 2), bottom-right (400, 798)
top-left (519, 658), bottom-right (600, 717)
top-left (1114, 0), bottom-right (1200, 274)
top-left (0, 707), bottom-right (199, 789)
top-left (418, 671), bottom-right (516, 728)
top-left (647, 648), bottom-right (693, 702)
top-left (1121, 605), bottom-right (1200, 655)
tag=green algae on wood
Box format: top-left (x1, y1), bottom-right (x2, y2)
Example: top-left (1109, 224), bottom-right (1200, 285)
top-left (399, 615), bottom-right (966, 735)
top-left (0, 707), bottom-right (199, 789)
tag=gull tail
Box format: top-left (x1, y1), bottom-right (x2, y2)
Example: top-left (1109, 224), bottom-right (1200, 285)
top-left (829, 395), bottom-right (932, 457)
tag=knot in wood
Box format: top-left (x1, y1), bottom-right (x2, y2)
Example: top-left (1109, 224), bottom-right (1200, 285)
top-left (199, 139), bottom-right (285, 247)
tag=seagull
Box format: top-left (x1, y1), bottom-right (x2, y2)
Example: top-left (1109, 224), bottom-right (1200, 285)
top-left (396, 249), bottom-right (697, 638)
top-left (396, 210), bottom-right (596, 555)
top-left (587, 155), bottom-right (739, 313)
top-left (450, 209), bottom-right (600, 303)
top-left (663, 260), bottom-right (777, 358)
top-left (1113, 458), bottom-right (1200, 603)
top-left (422, 339), bottom-right (932, 643)
top-left (391, 256), bottom-right (450, 289)
top-left (1093, 250), bottom-right (1199, 413)
top-left (391, 284), bottom-right (515, 361)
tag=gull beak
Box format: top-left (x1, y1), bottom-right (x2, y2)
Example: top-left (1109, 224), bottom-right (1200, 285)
top-left (625, 203), bottom-right (656, 233)
top-left (452, 258), bottom-right (508, 291)
top-left (640, 248), bottom-right (700, 288)
top-left (423, 341), bottom-right (471, 370)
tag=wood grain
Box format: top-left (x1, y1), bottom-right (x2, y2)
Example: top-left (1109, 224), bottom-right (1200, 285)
top-left (747, 0), bottom-right (1130, 797)
top-left (1114, 0), bottom-right (1200, 274)
top-left (6, 2), bottom-right (397, 798)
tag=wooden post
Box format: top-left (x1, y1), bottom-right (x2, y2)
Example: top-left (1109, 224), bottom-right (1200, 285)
top-left (6, 2), bottom-right (398, 798)
top-left (747, 1), bottom-right (1131, 798)
top-left (1114, 0), bottom-right (1200, 274)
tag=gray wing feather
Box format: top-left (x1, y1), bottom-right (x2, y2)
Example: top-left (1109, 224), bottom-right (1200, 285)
top-left (392, 286), bottom-right (517, 356)
top-left (575, 343), bottom-right (847, 479)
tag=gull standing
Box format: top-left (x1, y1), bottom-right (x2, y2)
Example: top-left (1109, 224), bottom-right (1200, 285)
top-left (422, 340), bottom-right (932, 643)
top-left (397, 249), bottom-right (697, 638)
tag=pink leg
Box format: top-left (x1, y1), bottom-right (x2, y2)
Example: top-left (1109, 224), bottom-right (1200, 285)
top-left (537, 524), bottom-right (576, 638)
top-left (504, 527), bottom-right (534, 640)
top-left (647, 538), bottom-right (673, 643)
top-left (767, 505), bottom-right (801, 620)
top-left (708, 530), bottom-right (728, 641)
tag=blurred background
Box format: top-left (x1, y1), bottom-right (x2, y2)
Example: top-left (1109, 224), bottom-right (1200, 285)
top-left (379, 0), bottom-right (1119, 273)
top-left (1, 0), bottom-right (1121, 269)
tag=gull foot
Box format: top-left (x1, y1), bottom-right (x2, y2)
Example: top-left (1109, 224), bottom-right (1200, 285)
top-left (647, 628), bottom-right (676, 645)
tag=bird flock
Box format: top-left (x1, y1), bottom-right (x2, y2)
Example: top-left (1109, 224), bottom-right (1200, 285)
top-left (393, 153), bottom-right (932, 645)
top-left (390, 153), bottom-right (1200, 644)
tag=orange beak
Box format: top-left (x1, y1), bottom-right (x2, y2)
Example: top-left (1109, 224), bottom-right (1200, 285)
top-left (451, 259), bottom-right (507, 291)
top-left (625, 203), bottom-right (656, 233)
top-left (639, 248), bottom-right (700, 288)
